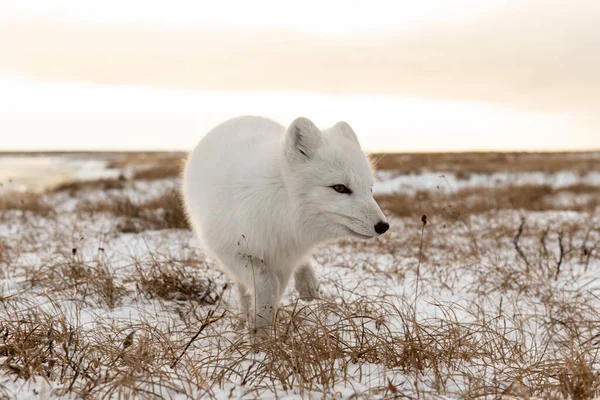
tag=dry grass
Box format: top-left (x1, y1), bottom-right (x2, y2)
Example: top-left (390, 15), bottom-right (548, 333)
top-left (78, 188), bottom-right (189, 232)
top-left (0, 238), bottom-right (8, 266)
top-left (134, 259), bottom-right (223, 304)
top-left (132, 163), bottom-right (184, 181)
top-left (24, 252), bottom-right (127, 309)
top-left (0, 295), bottom-right (188, 398)
top-left (377, 183), bottom-right (599, 218)
top-left (0, 192), bottom-right (53, 218)
top-left (0, 151), bottom-right (599, 398)
top-left (2, 246), bottom-right (600, 399)
top-left (48, 177), bottom-right (126, 195)
top-left (371, 151), bottom-right (599, 176)
top-left (107, 152), bottom-right (186, 169)
top-left (0, 220), bottom-right (598, 398)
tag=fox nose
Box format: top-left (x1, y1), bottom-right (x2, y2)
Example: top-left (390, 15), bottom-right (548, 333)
top-left (374, 221), bottom-right (389, 235)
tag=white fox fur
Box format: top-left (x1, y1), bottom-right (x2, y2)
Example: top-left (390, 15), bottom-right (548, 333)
top-left (182, 116), bottom-right (388, 333)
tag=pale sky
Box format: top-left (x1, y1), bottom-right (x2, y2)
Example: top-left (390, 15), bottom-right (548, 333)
top-left (0, 0), bottom-right (599, 152)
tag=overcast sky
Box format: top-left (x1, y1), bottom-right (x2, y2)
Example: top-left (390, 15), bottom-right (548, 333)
top-left (0, 0), bottom-right (598, 151)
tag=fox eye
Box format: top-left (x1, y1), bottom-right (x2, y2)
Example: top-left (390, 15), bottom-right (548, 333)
top-left (331, 184), bottom-right (352, 194)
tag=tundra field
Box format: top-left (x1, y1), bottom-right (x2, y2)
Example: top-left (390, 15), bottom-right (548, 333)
top-left (0, 151), bottom-right (599, 399)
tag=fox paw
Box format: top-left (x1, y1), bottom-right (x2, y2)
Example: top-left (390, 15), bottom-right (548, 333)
top-left (296, 282), bottom-right (320, 301)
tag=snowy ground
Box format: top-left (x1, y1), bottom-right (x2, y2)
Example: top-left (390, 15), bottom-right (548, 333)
top-left (373, 169), bottom-right (600, 195)
top-left (0, 152), bottom-right (599, 399)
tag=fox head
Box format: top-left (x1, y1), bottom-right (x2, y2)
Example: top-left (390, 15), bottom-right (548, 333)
top-left (282, 117), bottom-right (389, 243)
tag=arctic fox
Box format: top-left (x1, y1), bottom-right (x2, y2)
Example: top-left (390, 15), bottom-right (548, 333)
top-left (182, 116), bottom-right (389, 333)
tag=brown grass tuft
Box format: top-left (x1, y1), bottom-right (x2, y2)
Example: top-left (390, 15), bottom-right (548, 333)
top-left (106, 152), bottom-right (186, 169)
top-left (132, 163), bottom-right (184, 181)
top-left (141, 189), bottom-right (189, 230)
top-left (79, 188), bottom-right (190, 232)
top-left (48, 177), bottom-right (126, 195)
top-left (0, 238), bottom-right (8, 266)
top-left (134, 260), bottom-right (223, 304)
top-left (0, 192), bottom-right (53, 217)
top-left (559, 354), bottom-right (600, 399)
top-left (371, 151), bottom-right (599, 176)
top-left (25, 253), bottom-right (127, 309)
top-left (377, 184), bottom-right (599, 218)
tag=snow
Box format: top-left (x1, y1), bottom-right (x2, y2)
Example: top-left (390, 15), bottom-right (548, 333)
top-left (374, 170), bottom-right (600, 195)
top-left (0, 154), bottom-right (599, 398)
top-left (2, 153), bottom-right (598, 197)
top-left (0, 154), bottom-right (122, 193)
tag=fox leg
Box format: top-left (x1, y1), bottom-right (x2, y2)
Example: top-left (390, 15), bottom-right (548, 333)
top-left (236, 283), bottom-right (252, 324)
top-left (248, 270), bottom-right (281, 335)
top-left (294, 262), bottom-right (320, 301)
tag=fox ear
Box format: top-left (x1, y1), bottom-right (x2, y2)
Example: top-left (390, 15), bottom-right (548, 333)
top-left (286, 117), bottom-right (321, 159)
top-left (333, 121), bottom-right (359, 144)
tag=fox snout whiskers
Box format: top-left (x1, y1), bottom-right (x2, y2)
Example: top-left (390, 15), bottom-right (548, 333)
top-left (332, 211), bottom-right (389, 238)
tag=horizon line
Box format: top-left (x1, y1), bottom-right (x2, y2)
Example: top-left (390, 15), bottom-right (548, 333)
top-left (1, 149), bottom-right (599, 155)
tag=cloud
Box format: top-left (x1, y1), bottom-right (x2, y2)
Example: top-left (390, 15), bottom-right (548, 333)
top-left (0, 1), bottom-right (598, 126)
